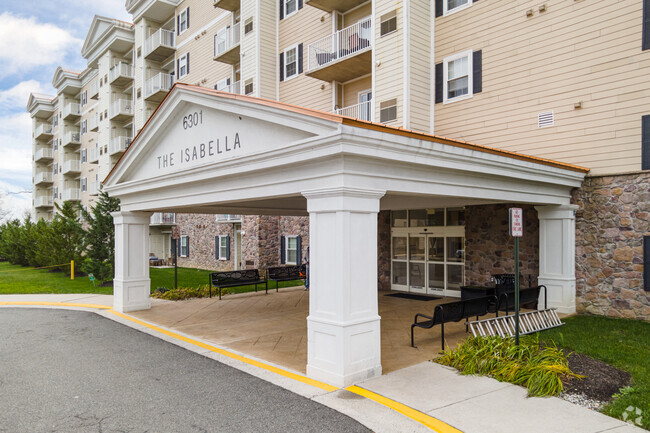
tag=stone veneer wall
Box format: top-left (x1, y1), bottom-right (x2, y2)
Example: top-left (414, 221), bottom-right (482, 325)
top-left (377, 210), bottom-right (391, 291)
top-left (176, 213), bottom-right (236, 271)
top-left (573, 173), bottom-right (650, 321)
top-left (278, 216), bottom-right (310, 265)
top-left (464, 204), bottom-right (540, 287)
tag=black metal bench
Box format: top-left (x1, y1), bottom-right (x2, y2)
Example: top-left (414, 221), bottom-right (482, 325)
top-left (267, 265), bottom-right (306, 292)
top-left (498, 285), bottom-right (547, 315)
top-left (411, 295), bottom-right (498, 351)
top-left (208, 269), bottom-right (267, 300)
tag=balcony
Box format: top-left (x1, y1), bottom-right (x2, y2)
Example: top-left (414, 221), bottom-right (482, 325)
top-left (306, 17), bottom-right (372, 82)
top-left (90, 81), bottom-right (99, 99)
top-left (216, 214), bottom-right (242, 222)
top-left (109, 136), bottom-right (131, 155)
top-left (63, 188), bottom-right (81, 202)
top-left (213, 22), bottom-right (240, 64)
top-left (214, 0), bottom-right (240, 10)
top-left (109, 62), bottom-right (134, 86)
top-left (34, 147), bottom-right (54, 162)
top-left (89, 181), bottom-right (99, 196)
top-left (89, 113), bottom-right (99, 131)
top-left (62, 130), bottom-right (81, 147)
top-left (35, 196), bottom-right (54, 208)
top-left (62, 102), bottom-right (81, 120)
top-left (144, 28), bottom-right (175, 62)
top-left (150, 212), bottom-right (176, 225)
top-left (89, 146), bottom-right (99, 163)
top-left (35, 171), bottom-right (53, 185)
top-left (34, 123), bottom-right (53, 140)
top-left (145, 72), bottom-right (174, 102)
top-left (306, 0), bottom-right (367, 12)
top-left (62, 159), bottom-right (81, 175)
top-left (336, 100), bottom-right (372, 121)
top-left (109, 98), bottom-right (134, 122)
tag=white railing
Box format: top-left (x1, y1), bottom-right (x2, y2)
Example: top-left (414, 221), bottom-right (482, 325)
top-left (63, 160), bottom-right (81, 174)
top-left (34, 123), bottom-right (53, 138)
top-left (216, 214), bottom-right (242, 222)
top-left (63, 188), bottom-right (81, 201)
top-left (63, 131), bottom-right (80, 146)
top-left (145, 73), bottom-right (174, 98)
top-left (145, 28), bottom-right (175, 57)
top-left (109, 136), bottom-right (131, 155)
top-left (34, 147), bottom-right (53, 161)
top-left (227, 81), bottom-right (241, 94)
top-left (150, 212), bottom-right (176, 225)
top-left (35, 196), bottom-right (53, 207)
top-left (62, 102), bottom-right (80, 118)
top-left (89, 146), bottom-right (99, 163)
top-left (110, 98), bottom-right (133, 118)
top-left (109, 62), bottom-right (134, 83)
top-left (214, 22), bottom-right (241, 57)
top-left (89, 182), bottom-right (99, 195)
top-left (35, 171), bottom-right (53, 184)
top-left (89, 113), bottom-right (99, 131)
top-left (90, 81), bottom-right (99, 98)
top-left (307, 16), bottom-right (372, 72)
top-left (336, 100), bottom-right (372, 121)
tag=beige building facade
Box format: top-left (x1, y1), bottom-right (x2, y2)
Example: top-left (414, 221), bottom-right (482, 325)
top-left (28, 0), bottom-right (650, 320)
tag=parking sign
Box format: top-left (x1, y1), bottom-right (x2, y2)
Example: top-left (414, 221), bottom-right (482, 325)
top-left (509, 208), bottom-right (523, 237)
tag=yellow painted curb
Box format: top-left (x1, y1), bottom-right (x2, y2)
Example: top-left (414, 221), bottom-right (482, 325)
top-left (0, 301), bottom-right (112, 309)
top-left (346, 385), bottom-right (464, 433)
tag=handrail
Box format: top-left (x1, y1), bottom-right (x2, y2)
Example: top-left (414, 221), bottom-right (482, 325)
top-left (307, 16), bottom-right (372, 71)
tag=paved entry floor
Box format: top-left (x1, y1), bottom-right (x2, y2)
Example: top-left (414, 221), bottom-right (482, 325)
top-left (132, 287), bottom-right (492, 374)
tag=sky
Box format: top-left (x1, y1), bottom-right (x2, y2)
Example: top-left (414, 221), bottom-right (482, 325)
top-left (0, 0), bottom-right (131, 221)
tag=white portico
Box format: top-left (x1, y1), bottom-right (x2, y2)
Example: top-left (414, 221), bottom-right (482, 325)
top-left (104, 84), bottom-right (588, 387)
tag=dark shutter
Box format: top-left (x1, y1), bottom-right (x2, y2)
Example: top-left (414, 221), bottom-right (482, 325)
top-left (296, 236), bottom-right (302, 264)
top-left (186, 237), bottom-right (190, 257)
top-left (226, 78), bottom-right (231, 85)
top-left (215, 236), bottom-right (219, 258)
top-left (177, 14), bottom-right (180, 35)
top-left (171, 238), bottom-right (177, 257)
top-left (473, 50), bottom-right (482, 94)
top-left (186, 7), bottom-right (190, 29)
top-left (645, 236), bottom-right (650, 291)
top-left (435, 0), bottom-right (443, 17)
top-left (280, 0), bottom-right (284, 20)
top-left (176, 58), bottom-right (180, 78)
top-left (298, 0), bottom-right (303, 10)
top-left (280, 236), bottom-right (286, 264)
top-left (186, 53), bottom-right (190, 74)
top-left (641, 114), bottom-right (650, 170)
top-left (298, 43), bottom-right (303, 74)
top-left (279, 52), bottom-right (284, 81)
top-left (226, 236), bottom-right (231, 261)
top-left (435, 62), bottom-right (443, 103)
top-left (641, 0), bottom-right (650, 50)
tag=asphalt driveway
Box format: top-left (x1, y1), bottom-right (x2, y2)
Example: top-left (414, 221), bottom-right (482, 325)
top-left (0, 308), bottom-right (370, 432)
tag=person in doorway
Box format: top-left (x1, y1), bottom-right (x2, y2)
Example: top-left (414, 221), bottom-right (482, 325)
top-left (302, 246), bottom-right (309, 290)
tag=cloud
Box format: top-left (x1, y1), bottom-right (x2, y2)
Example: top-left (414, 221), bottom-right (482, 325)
top-left (0, 13), bottom-right (83, 79)
top-left (0, 80), bottom-right (51, 112)
top-left (0, 111), bottom-right (35, 188)
top-left (0, 180), bottom-right (32, 223)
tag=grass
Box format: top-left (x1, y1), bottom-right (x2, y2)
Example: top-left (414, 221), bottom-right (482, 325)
top-left (0, 261), bottom-right (304, 297)
top-left (539, 315), bottom-right (650, 430)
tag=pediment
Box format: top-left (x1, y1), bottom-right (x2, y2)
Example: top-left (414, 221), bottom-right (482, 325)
top-left (105, 85), bottom-right (342, 187)
top-left (81, 16), bottom-right (114, 56)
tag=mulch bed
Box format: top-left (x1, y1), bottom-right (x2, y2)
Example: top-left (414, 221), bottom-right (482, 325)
top-left (563, 351), bottom-right (631, 402)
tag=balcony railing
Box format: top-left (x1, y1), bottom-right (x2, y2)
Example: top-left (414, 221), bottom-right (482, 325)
top-left (216, 214), bottom-right (242, 222)
top-left (150, 212), bottom-right (176, 225)
top-left (214, 22), bottom-right (241, 58)
top-left (90, 81), bottom-right (99, 99)
top-left (89, 182), bottom-right (99, 196)
top-left (35, 171), bottom-right (53, 185)
top-left (109, 62), bottom-right (134, 84)
top-left (35, 196), bottom-right (54, 208)
top-left (89, 146), bottom-right (99, 163)
top-left (307, 17), bottom-right (372, 72)
top-left (62, 130), bottom-right (81, 147)
top-left (109, 136), bottom-right (131, 155)
top-left (145, 73), bottom-right (174, 99)
top-left (34, 147), bottom-right (54, 162)
top-left (144, 28), bottom-right (175, 58)
top-left (62, 160), bottom-right (81, 175)
top-left (109, 98), bottom-right (134, 119)
top-left (63, 188), bottom-right (81, 202)
top-left (226, 81), bottom-right (241, 94)
top-left (34, 123), bottom-right (53, 139)
top-left (336, 100), bottom-right (372, 121)
top-left (62, 102), bottom-right (81, 119)
top-left (89, 113), bottom-right (99, 131)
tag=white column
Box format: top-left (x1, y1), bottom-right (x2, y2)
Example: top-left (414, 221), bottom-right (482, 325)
top-left (303, 187), bottom-right (385, 387)
top-left (112, 211), bottom-right (153, 313)
top-left (535, 205), bottom-right (578, 314)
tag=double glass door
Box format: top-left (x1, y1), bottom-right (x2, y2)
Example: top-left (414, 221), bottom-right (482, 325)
top-left (392, 228), bottom-right (465, 297)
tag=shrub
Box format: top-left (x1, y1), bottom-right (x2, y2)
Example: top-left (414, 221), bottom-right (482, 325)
top-left (150, 285), bottom-right (225, 301)
top-left (435, 335), bottom-right (583, 397)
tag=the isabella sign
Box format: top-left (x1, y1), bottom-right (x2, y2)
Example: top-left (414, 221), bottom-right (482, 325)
top-left (509, 208), bottom-right (523, 237)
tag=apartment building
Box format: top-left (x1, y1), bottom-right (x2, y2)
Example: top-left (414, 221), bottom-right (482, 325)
top-left (29, 0), bottom-right (649, 327)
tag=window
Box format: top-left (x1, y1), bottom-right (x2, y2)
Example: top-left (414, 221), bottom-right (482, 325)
top-left (284, 45), bottom-right (298, 80)
top-left (380, 98), bottom-right (397, 123)
top-left (80, 90), bottom-right (87, 107)
top-left (52, 163), bottom-right (58, 175)
top-left (380, 10), bottom-right (397, 36)
top-left (244, 78), bottom-right (253, 95)
top-left (443, 50), bottom-right (472, 103)
top-left (81, 149), bottom-right (87, 163)
top-left (81, 119), bottom-right (87, 135)
top-left (180, 235), bottom-right (189, 257)
top-left (645, 236), bottom-right (650, 291)
top-left (214, 78), bottom-right (231, 91)
top-left (53, 116), bottom-right (58, 128)
top-left (216, 235), bottom-right (230, 260)
top-left (444, 0), bottom-right (472, 16)
top-left (285, 236), bottom-right (298, 265)
top-left (178, 53), bottom-right (189, 78)
top-left (244, 17), bottom-right (253, 35)
top-left (284, 0), bottom-right (297, 18)
top-left (178, 8), bottom-right (189, 34)
top-left (81, 177), bottom-right (87, 192)
top-left (137, 47), bottom-right (142, 58)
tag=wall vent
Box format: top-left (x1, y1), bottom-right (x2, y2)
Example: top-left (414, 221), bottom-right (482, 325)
top-left (538, 111), bottom-right (554, 128)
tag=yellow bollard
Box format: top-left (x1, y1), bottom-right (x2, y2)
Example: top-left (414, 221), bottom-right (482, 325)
top-left (71, 260), bottom-right (74, 280)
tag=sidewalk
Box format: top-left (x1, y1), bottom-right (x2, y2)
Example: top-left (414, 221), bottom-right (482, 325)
top-left (0, 294), bottom-right (645, 433)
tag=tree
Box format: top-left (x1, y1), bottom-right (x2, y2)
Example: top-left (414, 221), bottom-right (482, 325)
top-left (0, 219), bottom-right (25, 265)
top-left (50, 201), bottom-right (86, 275)
top-left (80, 190), bottom-right (120, 284)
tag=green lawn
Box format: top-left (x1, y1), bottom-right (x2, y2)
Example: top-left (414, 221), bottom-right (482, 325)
top-left (0, 262), bottom-right (303, 296)
top-left (539, 315), bottom-right (650, 430)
